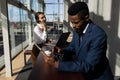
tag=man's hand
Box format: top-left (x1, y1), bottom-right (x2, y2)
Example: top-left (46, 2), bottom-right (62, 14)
top-left (42, 52), bottom-right (58, 68)
top-left (52, 46), bottom-right (61, 54)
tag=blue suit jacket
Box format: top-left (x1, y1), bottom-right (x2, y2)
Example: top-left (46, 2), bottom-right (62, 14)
top-left (58, 21), bottom-right (114, 80)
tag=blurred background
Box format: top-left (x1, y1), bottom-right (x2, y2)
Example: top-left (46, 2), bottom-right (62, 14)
top-left (0, 0), bottom-right (120, 79)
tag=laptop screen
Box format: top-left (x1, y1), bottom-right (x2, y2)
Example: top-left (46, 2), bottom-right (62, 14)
top-left (56, 32), bottom-right (71, 48)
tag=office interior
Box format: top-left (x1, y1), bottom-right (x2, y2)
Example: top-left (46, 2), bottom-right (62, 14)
top-left (0, 0), bottom-right (120, 79)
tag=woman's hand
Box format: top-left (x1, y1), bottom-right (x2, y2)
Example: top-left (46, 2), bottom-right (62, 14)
top-left (41, 22), bottom-right (46, 31)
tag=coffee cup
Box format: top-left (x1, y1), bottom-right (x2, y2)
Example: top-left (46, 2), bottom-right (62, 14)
top-left (44, 50), bottom-right (52, 56)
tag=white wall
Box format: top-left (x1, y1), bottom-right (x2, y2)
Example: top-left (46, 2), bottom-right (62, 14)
top-left (88, 0), bottom-right (120, 77)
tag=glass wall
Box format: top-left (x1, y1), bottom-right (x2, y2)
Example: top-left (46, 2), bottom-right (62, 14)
top-left (0, 0), bottom-right (4, 69)
top-left (31, 13), bottom-right (36, 40)
top-left (20, 9), bottom-right (29, 45)
top-left (19, 0), bottom-right (27, 5)
top-left (0, 0), bottom-right (44, 71)
top-left (45, 0), bottom-right (64, 39)
top-left (0, 1), bottom-right (2, 56)
top-left (8, 4), bottom-right (21, 47)
top-left (30, 0), bottom-right (37, 11)
top-left (8, 4), bottom-right (29, 57)
top-left (45, 0), bottom-right (64, 22)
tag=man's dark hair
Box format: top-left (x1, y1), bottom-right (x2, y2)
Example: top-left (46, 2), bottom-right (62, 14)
top-left (35, 12), bottom-right (44, 23)
top-left (68, 2), bottom-right (89, 19)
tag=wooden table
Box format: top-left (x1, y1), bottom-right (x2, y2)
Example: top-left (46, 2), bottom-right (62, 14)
top-left (28, 51), bottom-right (84, 80)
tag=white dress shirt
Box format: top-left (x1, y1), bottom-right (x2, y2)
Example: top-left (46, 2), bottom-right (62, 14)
top-left (33, 23), bottom-right (47, 44)
top-left (83, 23), bottom-right (89, 34)
top-left (80, 23), bottom-right (89, 41)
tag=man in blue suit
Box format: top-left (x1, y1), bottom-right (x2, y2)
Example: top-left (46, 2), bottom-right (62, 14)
top-left (43, 2), bottom-right (114, 80)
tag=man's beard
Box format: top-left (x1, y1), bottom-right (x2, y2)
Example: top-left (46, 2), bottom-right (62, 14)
top-left (74, 28), bottom-right (81, 34)
top-left (74, 25), bottom-right (85, 35)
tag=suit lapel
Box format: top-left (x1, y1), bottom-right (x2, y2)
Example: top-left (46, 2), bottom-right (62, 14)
top-left (79, 22), bottom-right (93, 49)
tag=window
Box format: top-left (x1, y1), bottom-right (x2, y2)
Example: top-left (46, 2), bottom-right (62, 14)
top-left (45, 0), bottom-right (64, 22)
top-left (8, 4), bottom-right (29, 57)
top-left (0, 0), bottom-right (4, 69)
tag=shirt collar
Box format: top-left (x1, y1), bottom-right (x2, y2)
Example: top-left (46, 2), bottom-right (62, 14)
top-left (83, 23), bottom-right (89, 34)
top-left (37, 23), bottom-right (42, 29)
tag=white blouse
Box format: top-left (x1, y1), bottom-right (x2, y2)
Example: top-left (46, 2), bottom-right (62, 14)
top-left (33, 23), bottom-right (47, 44)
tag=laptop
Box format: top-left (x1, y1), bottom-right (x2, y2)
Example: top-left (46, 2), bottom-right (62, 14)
top-left (37, 32), bottom-right (71, 58)
top-left (55, 32), bottom-right (71, 48)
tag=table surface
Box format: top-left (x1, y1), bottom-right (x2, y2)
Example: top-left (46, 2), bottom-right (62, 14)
top-left (28, 42), bottom-right (84, 80)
